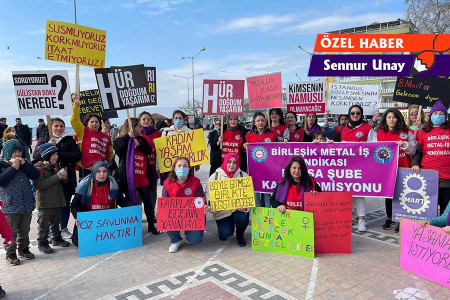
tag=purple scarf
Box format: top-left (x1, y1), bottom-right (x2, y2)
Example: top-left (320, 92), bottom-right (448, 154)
top-left (447, 211), bottom-right (450, 226)
top-left (307, 125), bottom-right (320, 136)
top-left (126, 137), bottom-right (137, 204)
top-left (142, 126), bottom-right (156, 135)
top-left (275, 182), bottom-right (312, 209)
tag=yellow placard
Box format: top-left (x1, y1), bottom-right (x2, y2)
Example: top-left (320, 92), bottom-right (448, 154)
top-left (154, 129), bottom-right (209, 173)
top-left (45, 20), bottom-right (106, 68)
top-left (208, 177), bottom-right (255, 211)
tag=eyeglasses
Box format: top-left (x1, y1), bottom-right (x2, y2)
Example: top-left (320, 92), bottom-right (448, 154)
top-left (350, 112), bottom-right (361, 116)
top-left (410, 112), bottom-right (418, 116)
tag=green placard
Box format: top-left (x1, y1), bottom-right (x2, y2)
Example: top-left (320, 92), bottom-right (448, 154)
top-left (251, 207), bottom-right (315, 258)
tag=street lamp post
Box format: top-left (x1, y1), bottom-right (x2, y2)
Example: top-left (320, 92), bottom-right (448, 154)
top-left (297, 45), bottom-right (313, 81)
top-left (181, 47), bottom-right (206, 117)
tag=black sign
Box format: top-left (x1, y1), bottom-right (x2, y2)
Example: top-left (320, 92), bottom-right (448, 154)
top-left (145, 66), bottom-right (157, 106)
top-left (79, 89), bottom-right (118, 120)
top-left (393, 76), bottom-right (450, 108)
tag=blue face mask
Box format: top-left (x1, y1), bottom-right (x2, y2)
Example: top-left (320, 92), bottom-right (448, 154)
top-left (175, 167), bottom-right (189, 178)
top-left (431, 114), bottom-right (446, 126)
top-left (173, 119), bottom-right (183, 128)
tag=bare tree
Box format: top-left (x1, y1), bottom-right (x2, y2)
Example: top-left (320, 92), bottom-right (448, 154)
top-left (405, 0), bottom-right (450, 33)
top-left (178, 99), bottom-right (205, 125)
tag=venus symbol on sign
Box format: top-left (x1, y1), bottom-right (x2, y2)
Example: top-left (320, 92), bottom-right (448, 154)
top-left (302, 217), bottom-right (311, 231)
top-left (50, 75), bottom-right (67, 109)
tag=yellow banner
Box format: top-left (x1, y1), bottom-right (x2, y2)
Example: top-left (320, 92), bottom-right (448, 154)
top-left (208, 177), bottom-right (255, 211)
top-left (154, 129), bottom-right (209, 173)
top-left (45, 20), bottom-right (106, 68)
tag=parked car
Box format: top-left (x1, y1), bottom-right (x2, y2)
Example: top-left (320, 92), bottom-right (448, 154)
top-left (317, 117), bottom-right (338, 127)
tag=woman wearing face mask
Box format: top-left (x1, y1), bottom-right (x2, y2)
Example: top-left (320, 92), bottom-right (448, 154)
top-left (206, 153), bottom-right (250, 247)
top-left (304, 113), bottom-right (322, 139)
top-left (161, 110), bottom-right (190, 136)
top-left (368, 108), bottom-right (417, 231)
top-left (1, 128), bottom-right (30, 161)
top-left (334, 105), bottom-right (374, 232)
top-left (269, 108), bottom-right (289, 140)
top-left (114, 118), bottom-right (157, 234)
top-left (407, 105), bottom-right (425, 133)
top-left (70, 94), bottom-right (113, 176)
top-left (162, 157), bottom-right (206, 253)
top-left (285, 112), bottom-right (311, 142)
top-left (218, 116), bottom-right (248, 172)
top-left (413, 100), bottom-right (450, 217)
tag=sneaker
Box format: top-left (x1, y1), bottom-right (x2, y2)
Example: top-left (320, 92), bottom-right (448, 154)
top-left (18, 247), bottom-right (35, 260)
top-left (38, 244), bottom-right (54, 254)
top-left (358, 219), bottom-right (367, 232)
top-left (394, 224), bottom-right (400, 233)
top-left (5, 254), bottom-right (20, 265)
top-left (61, 228), bottom-right (73, 239)
top-left (0, 285), bottom-right (5, 298)
top-left (52, 238), bottom-right (70, 247)
top-left (169, 241), bottom-right (181, 253)
top-left (382, 219), bottom-right (395, 230)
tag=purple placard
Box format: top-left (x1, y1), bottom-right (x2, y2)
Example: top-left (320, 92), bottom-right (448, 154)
top-left (247, 142), bottom-right (398, 198)
top-left (392, 168), bottom-right (439, 222)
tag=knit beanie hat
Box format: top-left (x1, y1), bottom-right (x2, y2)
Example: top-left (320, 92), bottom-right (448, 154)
top-left (2, 139), bottom-right (23, 159)
top-left (429, 100), bottom-right (448, 118)
top-left (38, 143), bottom-right (58, 161)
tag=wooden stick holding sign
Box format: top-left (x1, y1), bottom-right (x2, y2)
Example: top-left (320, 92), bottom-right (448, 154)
top-left (133, 108), bottom-right (137, 118)
top-left (46, 115), bottom-right (53, 139)
top-left (267, 109), bottom-right (271, 128)
top-left (126, 109), bottom-right (133, 132)
top-left (220, 116), bottom-right (224, 150)
top-left (414, 105), bottom-right (422, 138)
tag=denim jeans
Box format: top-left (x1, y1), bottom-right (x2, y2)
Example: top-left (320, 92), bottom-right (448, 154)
top-left (215, 211), bottom-right (249, 240)
top-left (255, 192), bottom-right (271, 207)
top-left (167, 230), bottom-right (204, 244)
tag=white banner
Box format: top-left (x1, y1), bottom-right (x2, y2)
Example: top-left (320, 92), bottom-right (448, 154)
top-left (327, 83), bottom-right (379, 115)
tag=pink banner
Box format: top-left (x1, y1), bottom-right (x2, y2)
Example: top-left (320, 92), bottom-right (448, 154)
top-left (400, 219), bottom-right (450, 288)
top-left (287, 81), bottom-right (326, 114)
top-left (247, 142), bottom-right (399, 197)
top-left (246, 73), bottom-right (282, 110)
top-left (202, 79), bottom-right (245, 115)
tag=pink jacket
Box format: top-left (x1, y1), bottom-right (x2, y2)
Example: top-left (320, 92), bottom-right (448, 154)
top-left (0, 201), bottom-right (13, 244)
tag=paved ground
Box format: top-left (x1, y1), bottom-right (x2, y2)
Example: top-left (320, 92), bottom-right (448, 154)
top-left (1, 139), bottom-right (449, 299)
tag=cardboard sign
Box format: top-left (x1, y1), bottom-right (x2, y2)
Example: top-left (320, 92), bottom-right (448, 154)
top-left (144, 67), bottom-right (157, 106)
top-left (95, 64), bottom-right (154, 110)
top-left (154, 129), bottom-right (209, 172)
top-left (393, 76), bottom-right (450, 107)
top-left (208, 177), bottom-right (255, 211)
top-left (247, 73), bottom-right (282, 110)
top-left (304, 192), bottom-right (353, 253)
top-left (392, 168), bottom-right (438, 222)
top-left (399, 219), bottom-right (450, 288)
top-left (12, 70), bottom-right (72, 116)
top-left (287, 80), bottom-right (326, 114)
top-left (45, 20), bottom-right (106, 68)
top-left (328, 83), bottom-right (379, 115)
top-left (77, 206), bottom-right (142, 258)
top-left (247, 142), bottom-right (399, 197)
top-left (202, 79), bottom-right (245, 115)
top-left (251, 208), bottom-right (314, 258)
top-left (79, 89), bottom-right (118, 120)
top-left (157, 197), bottom-right (205, 231)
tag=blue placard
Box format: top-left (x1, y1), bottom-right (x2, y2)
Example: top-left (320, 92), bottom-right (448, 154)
top-left (78, 206), bottom-right (142, 257)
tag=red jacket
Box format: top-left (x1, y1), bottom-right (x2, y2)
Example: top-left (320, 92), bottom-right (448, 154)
top-left (0, 201), bottom-right (13, 244)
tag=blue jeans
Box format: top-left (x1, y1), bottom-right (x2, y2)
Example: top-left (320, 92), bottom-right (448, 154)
top-left (216, 211), bottom-right (249, 240)
top-left (255, 193), bottom-right (271, 207)
top-left (167, 230), bottom-right (204, 244)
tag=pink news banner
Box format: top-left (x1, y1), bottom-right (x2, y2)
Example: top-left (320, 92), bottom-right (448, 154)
top-left (247, 142), bottom-right (399, 198)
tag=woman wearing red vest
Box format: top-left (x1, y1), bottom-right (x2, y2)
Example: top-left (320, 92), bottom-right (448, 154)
top-left (218, 116), bottom-right (248, 172)
top-left (270, 108), bottom-right (289, 140)
top-left (413, 100), bottom-right (450, 217)
top-left (286, 111), bottom-right (311, 142)
top-left (369, 108), bottom-right (417, 231)
top-left (335, 105), bottom-right (374, 232)
top-left (139, 112), bottom-right (161, 216)
top-left (114, 118), bottom-right (158, 234)
top-left (163, 157), bottom-right (206, 253)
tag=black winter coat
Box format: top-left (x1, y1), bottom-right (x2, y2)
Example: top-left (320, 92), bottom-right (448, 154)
top-left (14, 124), bottom-right (31, 147)
top-left (36, 125), bottom-right (49, 142)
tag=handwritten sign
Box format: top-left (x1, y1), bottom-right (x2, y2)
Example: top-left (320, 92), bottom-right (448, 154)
top-left (287, 80), bottom-right (325, 114)
top-left (304, 192), bottom-right (352, 253)
top-left (45, 20), bottom-right (106, 68)
top-left (79, 89), bottom-right (118, 120)
top-left (157, 197), bottom-right (205, 231)
top-left (247, 73), bottom-right (282, 110)
top-left (154, 129), bottom-right (209, 173)
top-left (12, 70), bottom-right (72, 116)
top-left (251, 208), bottom-right (314, 258)
top-left (328, 83), bottom-right (379, 115)
top-left (399, 219), bottom-right (450, 288)
top-left (208, 177), bottom-right (255, 211)
top-left (202, 79), bottom-right (245, 115)
top-left (393, 76), bottom-right (450, 107)
top-left (77, 206), bottom-right (142, 258)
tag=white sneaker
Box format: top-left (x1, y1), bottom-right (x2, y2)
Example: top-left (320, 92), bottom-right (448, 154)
top-left (169, 241), bottom-right (181, 253)
top-left (358, 219), bottom-right (367, 232)
top-left (61, 228), bottom-right (73, 239)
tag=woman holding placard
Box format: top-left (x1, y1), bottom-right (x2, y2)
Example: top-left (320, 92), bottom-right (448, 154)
top-left (407, 105), bottom-right (425, 133)
top-left (269, 108), bottom-right (289, 140)
top-left (270, 156), bottom-right (321, 212)
top-left (285, 111), bottom-right (311, 142)
top-left (162, 157), bottom-right (206, 253)
top-left (206, 153), bottom-right (249, 247)
top-left (218, 116), bottom-right (248, 172)
top-left (161, 110), bottom-right (191, 136)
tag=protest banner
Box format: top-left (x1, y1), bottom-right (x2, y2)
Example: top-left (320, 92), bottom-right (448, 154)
top-left (45, 20), bottom-right (106, 68)
top-left (399, 219), bottom-right (450, 288)
top-left (12, 70), bottom-right (72, 116)
top-left (202, 80), bottom-right (245, 115)
top-left (392, 168), bottom-right (438, 222)
top-left (77, 206), bottom-right (142, 258)
top-left (251, 208), bottom-right (314, 258)
top-left (157, 197), bottom-right (205, 231)
top-left (304, 192), bottom-right (353, 253)
top-left (79, 89), bottom-right (118, 120)
top-left (393, 76), bottom-right (450, 107)
top-left (287, 80), bottom-right (326, 114)
top-left (208, 177), bottom-right (255, 211)
top-left (328, 83), bottom-right (379, 115)
top-left (95, 64), bottom-right (154, 111)
top-left (144, 67), bottom-right (157, 106)
top-left (247, 142), bottom-right (398, 197)
top-left (154, 129), bottom-right (209, 173)
top-left (247, 73), bottom-right (282, 110)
